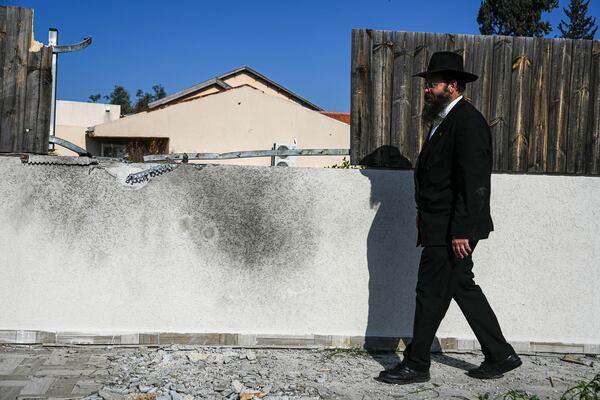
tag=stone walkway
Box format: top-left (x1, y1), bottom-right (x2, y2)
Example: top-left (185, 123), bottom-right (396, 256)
top-left (0, 344), bottom-right (598, 400)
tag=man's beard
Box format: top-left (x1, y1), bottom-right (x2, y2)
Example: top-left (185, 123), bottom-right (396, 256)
top-left (422, 90), bottom-right (451, 126)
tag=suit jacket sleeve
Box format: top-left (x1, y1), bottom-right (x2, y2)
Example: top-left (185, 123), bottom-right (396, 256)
top-left (450, 113), bottom-right (492, 238)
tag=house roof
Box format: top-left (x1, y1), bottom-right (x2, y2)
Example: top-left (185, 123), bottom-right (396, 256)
top-left (148, 66), bottom-right (323, 111)
top-left (320, 112), bottom-right (350, 125)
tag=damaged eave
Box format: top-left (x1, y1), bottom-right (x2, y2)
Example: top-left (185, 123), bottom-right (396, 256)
top-left (148, 66), bottom-right (323, 111)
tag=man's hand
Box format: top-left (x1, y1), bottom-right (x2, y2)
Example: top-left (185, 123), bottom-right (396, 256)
top-left (452, 238), bottom-right (471, 259)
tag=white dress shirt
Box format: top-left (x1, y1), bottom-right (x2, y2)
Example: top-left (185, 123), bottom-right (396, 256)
top-left (429, 95), bottom-right (463, 140)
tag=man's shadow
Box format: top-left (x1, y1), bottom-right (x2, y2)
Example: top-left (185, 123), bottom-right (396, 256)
top-left (359, 146), bottom-right (476, 372)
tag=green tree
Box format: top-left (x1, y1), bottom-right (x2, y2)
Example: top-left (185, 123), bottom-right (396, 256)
top-left (134, 89), bottom-right (154, 113)
top-left (133, 84), bottom-right (167, 113)
top-left (104, 85), bottom-right (133, 115)
top-left (91, 84), bottom-right (167, 116)
top-left (88, 94), bottom-right (101, 103)
top-left (558, 0), bottom-right (598, 39)
top-left (477, 0), bottom-right (559, 37)
top-left (151, 84), bottom-right (166, 100)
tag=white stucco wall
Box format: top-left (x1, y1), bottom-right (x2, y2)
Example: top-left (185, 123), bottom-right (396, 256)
top-left (89, 86), bottom-right (350, 167)
top-left (0, 157), bottom-right (598, 348)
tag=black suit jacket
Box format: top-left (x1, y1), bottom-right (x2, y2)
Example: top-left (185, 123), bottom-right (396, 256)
top-left (414, 98), bottom-right (494, 246)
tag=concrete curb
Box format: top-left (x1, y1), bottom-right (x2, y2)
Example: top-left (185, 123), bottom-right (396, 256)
top-left (1, 330), bottom-right (598, 354)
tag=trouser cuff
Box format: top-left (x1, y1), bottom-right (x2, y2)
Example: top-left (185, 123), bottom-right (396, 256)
top-left (401, 357), bottom-right (430, 373)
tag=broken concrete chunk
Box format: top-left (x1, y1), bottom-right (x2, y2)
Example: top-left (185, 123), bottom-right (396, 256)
top-left (186, 351), bottom-right (209, 362)
top-left (168, 390), bottom-right (183, 400)
top-left (98, 386), bottom-right (129, 400)
top-left (231, 379), bottom-right (245, 393)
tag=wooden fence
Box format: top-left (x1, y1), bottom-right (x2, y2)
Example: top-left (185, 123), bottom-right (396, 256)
top-left (0, 6), bottom-right (52, 154)
top-left (351, 29), bottom-right (600, 175)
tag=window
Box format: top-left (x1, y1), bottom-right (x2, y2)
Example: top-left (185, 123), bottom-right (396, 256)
top-left (101, 143), bottom-right (127, 158)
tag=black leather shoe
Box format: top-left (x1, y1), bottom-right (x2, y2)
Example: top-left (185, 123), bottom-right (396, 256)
top-left (378, 363), bottom-right (430, 384)
top-left (467, 354), bottom-right (522, 379)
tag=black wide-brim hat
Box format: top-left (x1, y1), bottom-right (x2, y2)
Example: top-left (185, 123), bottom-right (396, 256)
top-left (414, 51), bottom-right (478, 83)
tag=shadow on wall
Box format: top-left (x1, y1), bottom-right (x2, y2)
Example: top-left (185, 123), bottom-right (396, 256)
top-left (359, 146), bottom-right (419, 367)
top-left (358, 146), bottom-right (484, 371)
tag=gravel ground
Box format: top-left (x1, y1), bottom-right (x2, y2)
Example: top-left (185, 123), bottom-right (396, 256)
top-left (0, 344), bottom-right (598, 400)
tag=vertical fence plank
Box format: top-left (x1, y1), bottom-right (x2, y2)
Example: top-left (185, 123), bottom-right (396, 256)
top-left (508, 36), bottom-right (535, 172)
top-left (0, 7), bottom-right (32, 153)
top-left (590, 41), bottom-right (600, 175)
top-left (448, 33), bottom-right (467, 57)
top-left (0, 7), bottom-right (6, 148)
top-left (529, 38), bottom-right (553, 173)
top-left (548, 39), bottom-right (572, 174)
top-left (566, 39), bottom-right (593, 174)
top-left (468, 35), bottom-right (494, 121)
top-left (11, 7), bottom-right (32, 153)
top-left (463, 34), bottom-right (478, 107)
top-left (22, 46), bottom-right (51, 154)
top-left (410, 32), bottom-right (428, 159)
top-left (426, 32), bottom-right (451, 58)
top-left (22, 49), bottom-right (41, 153)
top-left (35, 46), bottom-right (52, 154)
top-left (489, 35), bottom-right (513, 172)
top-left (368, 30), bottom-right (394, 166)
top-left (391, 31), bottom-right (414, 166)
top-left (350, 29), bottom-right (372, 165)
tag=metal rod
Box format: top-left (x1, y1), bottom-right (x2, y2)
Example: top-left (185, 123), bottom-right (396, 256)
top-left (143, 149), bottom-right (350, 162)
top-left (52, 37), bottom-right (92, 54)
top-left (48, 28), bottom-right (58, 151)
top-left (48, 136), bottom-right (91, 156)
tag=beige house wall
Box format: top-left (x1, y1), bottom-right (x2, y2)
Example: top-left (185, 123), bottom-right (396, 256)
top-left (54, 100), bottom-right (121, 156)
top-left (221, 73), bottom-right (294, 103)
top-left (90, 86), bottom-right (350, 167)
top-left (168, 72), bottom-right (305, 107)
top-left (182, 86), bottom-right (222, 102)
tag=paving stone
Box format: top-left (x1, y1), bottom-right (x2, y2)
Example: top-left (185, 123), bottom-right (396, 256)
top-left (85, 356), bottom-right (108, 369)
top-left (0, 386), bottom-right (25, 400)
top-left (34, 369), bottom-right (98, 377)
top-left (43, 351), bottom-right (67, 367)
top-left (13, 357), bottom-right (48, 375)
top-left (44, 377), bottom-right (80, 398)
top-left (0, 355), bottom-right (26, 374)
top-left (20, 377), bottom-right (55, 396)
top-left (71, 379), bottom-right (103, 396)
top-left (0, 380), bottom-right (28, 387)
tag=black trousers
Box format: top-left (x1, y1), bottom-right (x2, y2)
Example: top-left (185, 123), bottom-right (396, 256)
top-left (402, 241), bottom-right (515, 372)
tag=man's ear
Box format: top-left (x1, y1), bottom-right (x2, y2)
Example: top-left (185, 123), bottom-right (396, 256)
top-left (449, 81), bottom-right (458, 94)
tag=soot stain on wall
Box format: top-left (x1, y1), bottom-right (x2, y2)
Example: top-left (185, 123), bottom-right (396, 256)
top-left (176, 165), bottom-right (320, 271)
top-left (3, 161), bottom-right (321, 274)
top-left (5, 163), bottom-right (142, 270)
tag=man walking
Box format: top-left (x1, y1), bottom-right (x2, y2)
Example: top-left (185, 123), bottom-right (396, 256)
top-left (379, 52), bottom-right (521, 384)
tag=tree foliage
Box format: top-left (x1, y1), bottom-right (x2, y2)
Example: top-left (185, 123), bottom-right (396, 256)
top-left (477, 0), bottom-right (559, 37)
top-left (88, 94), bottom-right (102, 103)
top-left (105, 85), bottom-right (133, 115)
top-left (88, 85), bottom-right (167, 116)
top-left (133, 85), bottom-right (167, 113)
top-left (558, 0), bottom-right (598, 39)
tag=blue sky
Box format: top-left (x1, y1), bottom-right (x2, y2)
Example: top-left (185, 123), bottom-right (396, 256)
top-left (8, 0), bottom-right (599, 112)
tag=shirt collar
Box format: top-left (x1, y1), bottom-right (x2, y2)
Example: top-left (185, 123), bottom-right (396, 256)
top-left (438, 95), bottom-right (463, 119)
